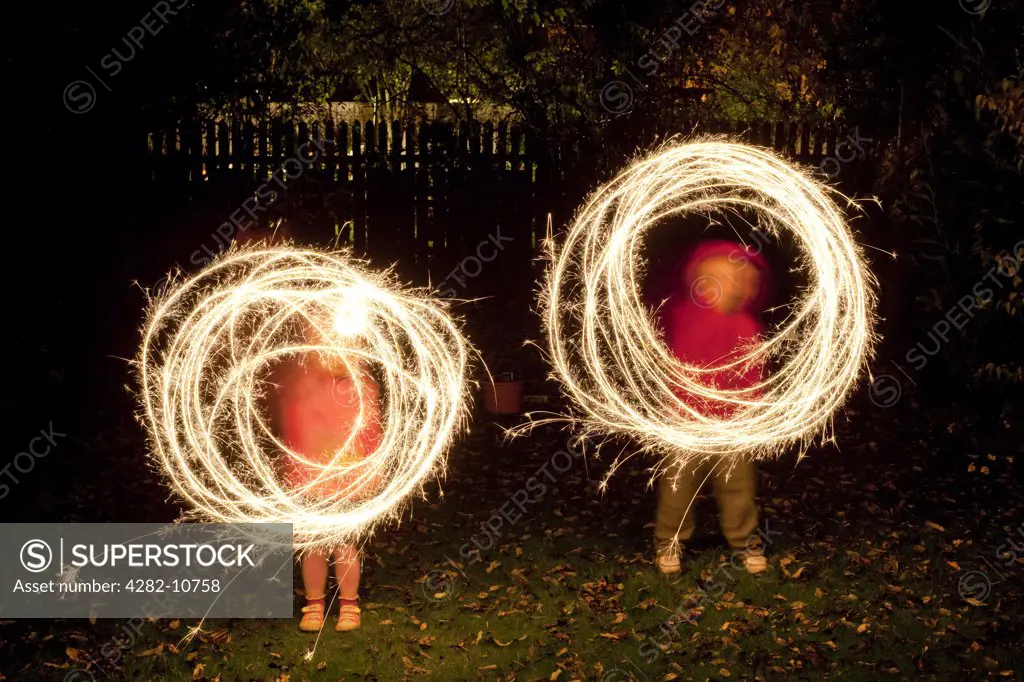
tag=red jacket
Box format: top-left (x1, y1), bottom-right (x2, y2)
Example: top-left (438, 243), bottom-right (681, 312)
top-left (664, 240), bottom-right (769, 417)
top-left (277, 360), bottom-right (383, 499)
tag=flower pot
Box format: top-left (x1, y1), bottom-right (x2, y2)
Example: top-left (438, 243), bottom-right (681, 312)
top-left (481, 380), bottom-right (526, 414)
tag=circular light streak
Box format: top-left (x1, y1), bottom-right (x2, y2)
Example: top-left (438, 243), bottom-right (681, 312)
top-left (137, 245), bottom-right (473, 551)
top-left (541, 140), bottom-right (877, 467)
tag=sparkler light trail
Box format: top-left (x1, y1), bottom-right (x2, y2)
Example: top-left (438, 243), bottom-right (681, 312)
top-left (137, 245), bottom-right (473, 552)
top-left (540, 140), bottom-right (877, 470)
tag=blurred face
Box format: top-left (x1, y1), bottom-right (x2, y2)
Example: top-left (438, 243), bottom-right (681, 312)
top-left (688, 254), bottom-right (761, 314)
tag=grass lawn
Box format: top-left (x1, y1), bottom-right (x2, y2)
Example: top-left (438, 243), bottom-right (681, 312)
top-left (3, 394), bottom-right (1023, 681)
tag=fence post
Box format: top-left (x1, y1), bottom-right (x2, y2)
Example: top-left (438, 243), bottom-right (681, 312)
top-left (773, 122), bottom-right (786, 153)
top-left (324, 119), bottom-right (336, 183)
top-left (216, 120), bottom-right (229, 178)
top-left (353, 121), bottom-right (365, 254)
top-left (415, 121), bottom-right (430, 258)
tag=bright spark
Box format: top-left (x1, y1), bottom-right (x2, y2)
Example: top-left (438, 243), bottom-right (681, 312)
top-left (540, 140), bottom-right (877, 469)
top-left (59, 566), bottom-right (82, 584)
top-left (137, 245), bottom-right (473, 552)
top-left (181, 625), bottom-right (203, 646)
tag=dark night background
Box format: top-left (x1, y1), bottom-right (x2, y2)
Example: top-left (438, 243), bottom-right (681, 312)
top-left (1, 0), bottom-right (1023, 679)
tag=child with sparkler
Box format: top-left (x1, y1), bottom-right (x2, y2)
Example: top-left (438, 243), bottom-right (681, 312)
top-left (277, 321), bottom-right (383, 632)
top-left (233, 225), bottom-right (379, 631)
top-left (654, 240), bottom-right (770, 575)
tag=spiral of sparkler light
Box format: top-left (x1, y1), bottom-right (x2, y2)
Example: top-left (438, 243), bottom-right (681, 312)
top-left (541, 140), bottom-right (877, 468)
top-left (137, 246), bottom-right (472, 552)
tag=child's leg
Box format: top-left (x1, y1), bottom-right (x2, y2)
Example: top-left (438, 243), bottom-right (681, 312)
top-left (654, 461), bottom-right (704, 550)
top-left (332, 544), bottom-right (362, 631)
top-left (712, 458), bottom-right (759, 550)
top-left (301, 551), bottom-right (330, 600)
top-left (298, 550), bottom-right (330, 631)
top-left (332, 544), bottom-right (360, 600)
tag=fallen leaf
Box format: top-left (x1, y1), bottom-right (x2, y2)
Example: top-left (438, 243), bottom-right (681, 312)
top-left (139, 644), bottom-right (164, 657)
top-left (401, 656), bottom-right (429, 674)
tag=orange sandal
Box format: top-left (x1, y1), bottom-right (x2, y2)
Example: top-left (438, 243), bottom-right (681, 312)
top-left (335, 603), bottom-right (361, 631)
top-left (655, 540), bottom-right (682, 575)
top-left (299, 601), bottom-right (325, 632)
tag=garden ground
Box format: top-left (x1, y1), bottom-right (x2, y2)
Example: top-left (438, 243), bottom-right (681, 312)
top-left (2, 385), bottom-right (1022, 681)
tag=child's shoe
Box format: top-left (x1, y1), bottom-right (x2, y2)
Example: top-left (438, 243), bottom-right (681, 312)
top-left (336, 603), bottom-right (361, 631)
top-left (737, 545), bottom-right (769, 575)
top-left (655, 541), bottom-right (681, 574)
top-left (299, 600), bottom-right (325, 632)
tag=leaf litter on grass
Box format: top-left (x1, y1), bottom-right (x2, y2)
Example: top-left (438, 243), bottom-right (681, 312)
top-left (5, 384), bottom-right (1024, 679)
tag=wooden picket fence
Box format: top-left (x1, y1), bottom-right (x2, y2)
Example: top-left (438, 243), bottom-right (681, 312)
top-left (143, 117), bottom-right (877, 264)
top-left (145, 119), bottom-right (547, 264)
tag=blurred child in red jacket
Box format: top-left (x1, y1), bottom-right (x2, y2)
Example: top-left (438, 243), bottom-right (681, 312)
top-left (278, 329), bottom-right (383, 632)
top-left (654, 240), bottom-right (770, 575)
top-left (232, 223), bottom-right (383, 631)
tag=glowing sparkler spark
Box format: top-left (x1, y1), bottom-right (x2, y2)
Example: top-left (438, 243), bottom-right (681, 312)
top-left (332, 292), bottom-right (370, 338)
top-left (540, 140), bottom-right (877, 468)
top-left (137, 245), bottom-right (473, 552)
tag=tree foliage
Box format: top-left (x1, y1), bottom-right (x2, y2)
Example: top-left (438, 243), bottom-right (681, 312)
top-left (876, 2), bottom-right (1024, 389)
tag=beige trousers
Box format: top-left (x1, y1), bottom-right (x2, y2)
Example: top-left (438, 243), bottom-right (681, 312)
top-left (654, 458), bottom-right (758, 550)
